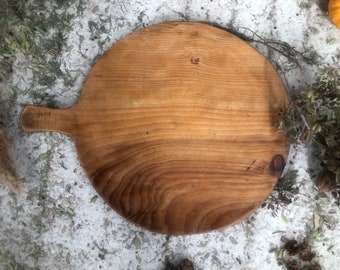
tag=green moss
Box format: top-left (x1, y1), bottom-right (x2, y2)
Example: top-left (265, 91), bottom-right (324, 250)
top-left (0, 251), bottom-right (32, 270)
top-left (277, 68), bottom-right (340, 182)
top-left (0, 0), bottom-right (73, 85)
top-left (262, 170), bottom-right (299, 214)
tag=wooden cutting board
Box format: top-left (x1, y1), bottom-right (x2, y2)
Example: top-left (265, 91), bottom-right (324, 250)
top-left (21, 22), bottom-right (289, 235)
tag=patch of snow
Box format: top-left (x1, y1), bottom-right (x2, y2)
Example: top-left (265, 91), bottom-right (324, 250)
top-left (1, 0), bottom-right (340, 269)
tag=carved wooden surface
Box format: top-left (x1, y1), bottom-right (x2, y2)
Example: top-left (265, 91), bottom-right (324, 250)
top-left (21, 22), bottom-right (289, 235)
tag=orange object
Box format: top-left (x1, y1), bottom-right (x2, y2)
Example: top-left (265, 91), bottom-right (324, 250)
top-left (329, 0), bottom-right (340, 28)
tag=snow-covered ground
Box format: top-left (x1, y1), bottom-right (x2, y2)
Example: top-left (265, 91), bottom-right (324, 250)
top-left (1, 0), bottom-right (339, 269)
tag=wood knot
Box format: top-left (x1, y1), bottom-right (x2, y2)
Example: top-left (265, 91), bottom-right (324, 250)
top-left (270, 154), bottom-right (285, 176)
top-left (190, 57), bottom-right (200, 64)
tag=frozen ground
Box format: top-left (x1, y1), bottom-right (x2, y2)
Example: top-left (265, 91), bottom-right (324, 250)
top-left (0, 0), bottom-right (340, 269)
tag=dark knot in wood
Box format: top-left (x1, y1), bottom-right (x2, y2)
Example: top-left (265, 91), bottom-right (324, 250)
top-left (190, 57), bottom-right (200, 64)
top-left (270, 154), bottom-right (285, 176)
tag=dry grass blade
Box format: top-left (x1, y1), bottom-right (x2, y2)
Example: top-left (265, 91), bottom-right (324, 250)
top-left (0, 129), bottom-right (20, 193)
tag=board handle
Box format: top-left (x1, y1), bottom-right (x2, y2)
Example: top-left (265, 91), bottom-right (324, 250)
top-left (21, 106), bottom-right (75, 135)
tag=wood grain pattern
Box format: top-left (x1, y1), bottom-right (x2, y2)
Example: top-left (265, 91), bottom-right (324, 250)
top-left (21, 22), bottom-right (289, 235)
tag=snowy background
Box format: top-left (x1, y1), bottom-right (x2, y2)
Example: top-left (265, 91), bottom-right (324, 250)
top-left (1, 0), bottom-right (340, 269)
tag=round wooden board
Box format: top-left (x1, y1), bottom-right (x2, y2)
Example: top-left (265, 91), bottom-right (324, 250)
top-left (21, 22), bottom-right (289, 235)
